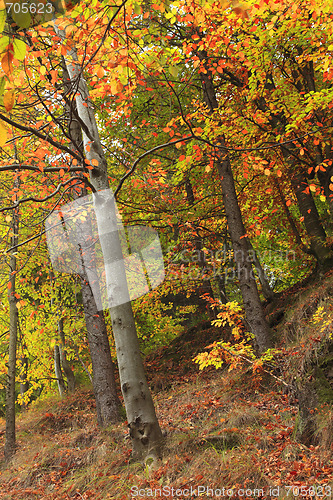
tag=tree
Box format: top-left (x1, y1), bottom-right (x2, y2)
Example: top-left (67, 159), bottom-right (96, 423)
top-left (4, 176), bottom-right (19, 461)
top-left (54, 18), bottom-right (163, 460)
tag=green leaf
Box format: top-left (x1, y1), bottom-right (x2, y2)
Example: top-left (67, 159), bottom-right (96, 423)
top-left (169, 65), bottom-right (179, 77)
top-left (133, 2), bottom-right (142, 15)
top-left (13, 39), bottom-right (27, 61)
top-left (0, 9), bottom-right (6, 35)
top-left (12, 10), bottom-right (32, 29)
top-left (0, 35), bottom-right (9, 54)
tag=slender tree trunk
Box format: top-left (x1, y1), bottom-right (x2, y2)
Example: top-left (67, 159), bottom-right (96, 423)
top-left (57, 23), bottom-right (163, 460)
top-left (4, 205), bottom-right (19, 461)
top-left (62, 58), bottom-right (121, 426)
top-left (316, 143), bottom-right (333, 218)
top-left (19, 356), bottom-right (29, 410)
top-left (54, 344), bottom-right (66, 397)
top-left (247, 239), bottom-right (275, 301)
top-left (58, 318), bottom-right (76, 393)
top-left (198, 52), bottom-right (272, 353)
top-left (216, 274), bottom-right (229, 304)
top-left (291, 169), bottom-right (332, 267)
top-left (80, 275), bottom-right (120, 426)
top-left (185, 178), bottom-right (216, 319)
top-left (275, 177), bottom-right (313, 255)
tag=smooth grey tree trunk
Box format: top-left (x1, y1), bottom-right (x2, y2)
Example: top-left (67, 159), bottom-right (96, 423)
top-left (62, 57), bottom-right (121, 426)
top-left (4, 205), bottom-right (19, 461)
top-left (198, 51), bottom-right (272, 353)
top-left (56, 22), bottom-right (163, 461)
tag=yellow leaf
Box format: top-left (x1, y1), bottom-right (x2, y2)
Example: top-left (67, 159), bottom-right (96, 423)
top-left (309, 184), bottom-right (316, 192)
top-left (3, 90), bottom-right (15, 112)
top-left (0, 119), bottom-right (7, 146)
top-left (205, 165), bottom-right (211, 173)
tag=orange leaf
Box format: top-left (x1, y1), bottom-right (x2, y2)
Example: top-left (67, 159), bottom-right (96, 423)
top-left (7, 282), bottom-right (12, 289)
top-left (1, 50), bottom-right (13, 76)
top-left (97, 66), bottom-right (105, 78)
top-left (3, 90), bottom-right (15, 112)
top-left (91, 159), bottom-right (99, 166)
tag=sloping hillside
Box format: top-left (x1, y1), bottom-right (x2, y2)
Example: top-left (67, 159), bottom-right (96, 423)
top-left (0, 272), bottom-right (333, 500)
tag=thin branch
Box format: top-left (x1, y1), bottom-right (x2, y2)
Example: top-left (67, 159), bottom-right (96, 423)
top-left (215, 343), bottom-right (290, 388)
top-left (0, 112), bottom-right (82, 161)
top-left (114, 135), bottom-right (194, 198)
top-left (0, 164), bottom-right (85, 173)
top-left (0, 176), bottom-right (95, 214)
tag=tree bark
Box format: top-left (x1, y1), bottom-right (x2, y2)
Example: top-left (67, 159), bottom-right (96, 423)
top-left (80, 275), bottom-right (120, 427)
top-left (58, 318), bottom-right (76, 393)
top-left (19, 356), bottom-right (29, 410)
top-left (291, 169), bottom-right (332, 267)
top-left (246, 239), bottom-right (275, 301)
top-left (57, 22), bottom-right (163, 461)
top-left (4, 203), bottom-right (19, 461)
top-left (54, 344), bottom-right (66, 397)
top-left (198, 52), bottom-right (272, 353)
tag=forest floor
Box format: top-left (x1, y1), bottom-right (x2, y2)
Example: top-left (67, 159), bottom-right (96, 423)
top-left (0, 271), bottom-right (333, 500)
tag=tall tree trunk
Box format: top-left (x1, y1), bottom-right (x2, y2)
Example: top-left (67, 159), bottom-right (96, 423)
top-left (4, 203), bottom-right (19, 461)
top-left (57, 23), bottom-right (163, 461)
top-left (54, 344), bottom-right (66, 397)
top-left (62, 58), bottom-right (121, 426)
top-left (198, 52), bottom-right (272, 353)
top-left (58, 318), bottom-right (76, 393)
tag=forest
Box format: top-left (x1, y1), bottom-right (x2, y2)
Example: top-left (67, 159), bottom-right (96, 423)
top-left (0, 0), bottom-right (333, 497)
